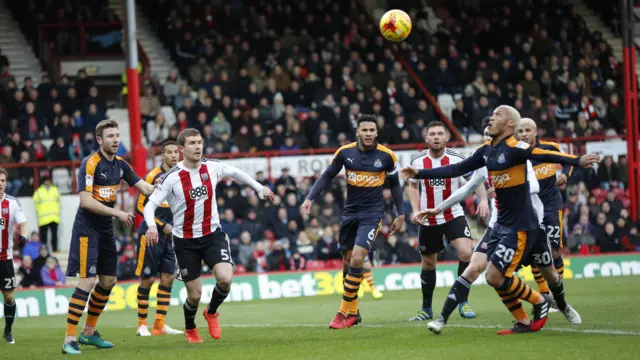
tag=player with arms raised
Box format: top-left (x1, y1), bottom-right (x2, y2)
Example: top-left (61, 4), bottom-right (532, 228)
top-left (517, 118), bottom-right (572, 305)
top-left (0, 168), bottom-right (28, 344)
top-left (407, 121), bottom-right (488, 322)
top-left (401, 106), bottom-right (598, 334)
top-left (62, 120), bottom-right (156, 355)
top-left (133, 140), bottom-right (183, 337)
top-left (144, 128), bottom-right (274, 343)
top-left (300, 114), bottom-right (405, 329)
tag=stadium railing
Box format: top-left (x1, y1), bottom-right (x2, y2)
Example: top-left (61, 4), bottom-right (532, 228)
top-left (36, 22), bottom-right (151, 80)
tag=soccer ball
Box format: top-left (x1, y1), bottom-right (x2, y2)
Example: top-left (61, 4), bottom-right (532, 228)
top-left (379, 9), bottom-right (412, 42)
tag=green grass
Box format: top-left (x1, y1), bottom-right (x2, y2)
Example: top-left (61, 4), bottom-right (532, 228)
top-left (3, 276), bottom-right (640, 359)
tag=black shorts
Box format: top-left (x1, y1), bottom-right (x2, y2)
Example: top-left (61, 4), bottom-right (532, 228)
top-left (66, 219), bottom-right (117, 278)
top-left (489, 224), bottom-right (553, 277)
top-left (338, 215), bottom-right (383, 253)
top-left (135, 222), bottom-right (177, 278)
top-left (542, 210), bottom-right (564, 249)
top-left (418, 216), bottom-right (471, 255)
top-left (173, 228), bottom-right (233, 282)
top-left (474, 227), bottom-right (497, 255)
top-left (0, 260), bottom-right (15, 291)
top-left (523, 227), bottom-right (554, 268)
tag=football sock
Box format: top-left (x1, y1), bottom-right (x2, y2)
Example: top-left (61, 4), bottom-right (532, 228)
top-left (66, 288), bottom-right (90, 337)
top-left (183, 300), bottom-right (198, 330)
top-left (363, 270), bottom-right (377, 291)
top-left (420, 269), bottom-right (436, 310)
top-left (554, 257), bottom-right (565, 278)
top-left (207, 284), bottom-right (229, 315)
top-left (497, 276), bottom-right (544, 305)
top-left (458, 261), bottom-right (470, 277)
top-left (340, 267), bottom-right (363, 316)
top-left (85, 284), bottom-right (111, 329)
top-left (549, 277), bottom-right (568, 311)
top-left (499, 294), bottom-right (528, 322)
top-left (532, 266), bottom-right (550, 294)
top-left (441, 276), bottom-right (471, 323)
top-left (3, 301), bottom-right (15, 333)
top-left (137, 287), bottom-right (150, 328)
top-left (154, 285), bottom-right (172, 330)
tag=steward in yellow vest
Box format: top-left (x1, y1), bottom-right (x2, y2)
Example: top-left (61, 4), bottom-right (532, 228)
top-left (33, 175), bottom-right (61, 251)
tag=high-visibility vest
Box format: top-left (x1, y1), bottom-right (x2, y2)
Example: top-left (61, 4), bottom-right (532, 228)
top-left (121, 62), bottom-right (143, 95)
top-left (33, 185), bottom-right (61, 226)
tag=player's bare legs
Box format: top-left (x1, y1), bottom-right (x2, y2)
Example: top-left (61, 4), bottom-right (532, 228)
top-left (331, 246), bottom-right (367, 329)
top-left (203, 262), bottom-right (232, 339)
top-left (449, 237), bottom-right (475, 318)
top-left (2, 289), bottom-right (15, 344)
top-left (409, 253), bottom-right (436, 321)
top-left (182, 278), bottom-right (203, 343)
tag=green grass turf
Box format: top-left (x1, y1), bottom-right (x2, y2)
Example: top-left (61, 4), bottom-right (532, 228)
top-left (2, 276), bottom-right (639, 359)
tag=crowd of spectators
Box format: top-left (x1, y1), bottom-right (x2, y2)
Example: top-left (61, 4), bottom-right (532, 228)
top-left (11, 232), bottom-right (65, 289)
top-left (0, 0), bottom-right (639, 277)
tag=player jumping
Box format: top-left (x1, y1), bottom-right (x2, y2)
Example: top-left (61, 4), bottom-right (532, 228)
top-left (300, 114), bottom-right (405, 329)
top-left (0, 168), bottom-right (28, 344)
top-left (517, 118), bottom-right (572, 308)
top-left (401, 106), bottom-right (598, 334)
top-left (144, 128), bottom-right (274, 343)
top-left (417, 122), bottom-right (581, 335)
top-left (62, 120), bottom-right (156, 355)
top-left (407, 121), bottom-right (488, 322)
top-left (134, 141), bottom-right (183, 337)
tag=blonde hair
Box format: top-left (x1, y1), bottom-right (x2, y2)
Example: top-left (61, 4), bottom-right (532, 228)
top-left (498, 105), bottom-right (521, 135)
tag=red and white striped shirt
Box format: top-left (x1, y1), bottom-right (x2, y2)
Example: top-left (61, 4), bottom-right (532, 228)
top-left (411, 148), bottom-right (467, 226)
top-left (0, 195), bottom-right (27, 261)
top-left (146, 159), bottom-right (263, 239)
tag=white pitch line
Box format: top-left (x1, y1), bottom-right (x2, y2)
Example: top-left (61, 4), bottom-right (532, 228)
top-left (125, 323), bottom-right (640, 336)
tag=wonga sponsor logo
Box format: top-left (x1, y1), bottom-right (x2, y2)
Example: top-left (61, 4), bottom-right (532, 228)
top-left (347, 171), bottom-right (383, 186)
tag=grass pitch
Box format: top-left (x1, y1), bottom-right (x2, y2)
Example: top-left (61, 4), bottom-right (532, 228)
top-left (3, 276), bottom-right (639, 359)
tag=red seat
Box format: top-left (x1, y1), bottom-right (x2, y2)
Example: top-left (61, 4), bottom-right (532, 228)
top-left (578, 244), bottom-right (590, 255)
top-left (305, 260), bottom-right (325, 270)
top-left (613, 187), bottom-right (627, 199)
top-left (591, 188), bottom-right (607, 199)
top-left (234, 264), bottom-right (247, 274)
top-left (325, 259), bottom-right (344, 269)
top-left (622, 198), bottom-right (631, 208)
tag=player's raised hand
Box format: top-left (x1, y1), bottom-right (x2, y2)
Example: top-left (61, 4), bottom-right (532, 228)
top-left (476, 200), bottom-right (490, 220)
top-left (415, 208), bottom-right (440, 223)
top-left (262, 186), bottom-right (275, 202)
top-left (117, 211), bottom-right (134, 228)
top-left (579, 154), bottom-right (600, 168)
top-left (487, 187), bottom-right (496, 199)
top-left (300, 199), bottom-right (312, 219)
top-left (556, 173), bottom-right (568, 186)
top-left (145, 225), bottom-right (159, 246)
top-left (390, 215), bottom-right (405, 235)
top-left (399, 167), bottom-right (419, 180)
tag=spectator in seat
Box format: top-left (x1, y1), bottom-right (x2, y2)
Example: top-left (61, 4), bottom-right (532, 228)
top-left (163, 70), bottom-right (183, 105)
top-left (221, 209), bottom-right (242, 241)
top-left (40, 256), bottom-right (65, 286)
top-left (0, 146), bottom-right (21, 196)
top-left (296, 232), bottom-right (316, 260)
top-left (74, 69), bottom-right (94, 97)
top-left (383, 235), bottom-right (417, 264)
top-left (33, 244), bottom-right (50, 275)
top-left (53, 114), bottom-right (76, 145)
top-left (22, 231), bottom-right (42, 262)
top-left (271, 207), bottom-right (290, 240)
top-left (275, 167), bottom-right (297, 192)
top-left (237, 231), bottom-right (256, 271)
top-left (253, 241), bottom-right (268, 273)
top-left (315, 226), bottom-right (340, 260)
top-left (49, 136), bottom-right (71, 162)
top-left (555, 96), bottom-right (579, 123)
top-left (17, 151), bottom-right (35, 196)
top-left (141, 85), bottom-right (162, 123)
top-left (290, 252), bottom-right (306, 270)
top-left (84, 103), bottom-right (103, 135)
top-left (117, 244), bottom-right (138, 280)
top-left (19, 102), bottom-right (44, 140)
top-left (598, 222), bottom-right (622, 253)
top-left (617, 155), bottom-right (628, 188)
top-left (304, 217), bottom-right (323, 244)
top-left (597, 156), bottom-right (620, 191)
top-left (267, 240), bottom-right (291, 272)
top-left (241, 209), bottom-right (263, 241)
top-left (146, 113), bottom-right (169, 146)
top-left (18, 255), bottom-right (41, 288)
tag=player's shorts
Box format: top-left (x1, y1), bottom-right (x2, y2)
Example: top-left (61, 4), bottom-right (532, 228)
top-left (542, 210), bottom-right (564, 249)
top-left (66, 220), bottom-right (117, 278)
top-left (523, 227), bottom-right (554, 268)
top-left (0, 259), bottom-right (16, 291)
top-left (172, 228), bottom-right (233, 282)
top-left (473, 226), bottom-right (498, 256)
top-left (418, 216), bottom-right (472, 255)
top-left (338, 215), bottom-right (383, 253)
top-left (135, 222), bottom-right (177, 278)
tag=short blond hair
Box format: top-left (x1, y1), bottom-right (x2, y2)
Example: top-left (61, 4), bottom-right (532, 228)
top-left (497, 105), bottom-right (521, 134)
top-left (95, 119), bottom-right (119, 138)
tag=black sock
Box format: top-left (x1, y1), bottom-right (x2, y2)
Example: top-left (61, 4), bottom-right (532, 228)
top-left (549, 278), bottom-right (568, 311)
top-left (420, 269), bottom-right (436, 310)
top-left (207, 284), bottom-right (229, 314)
top-left (4, 302), bottom-right (15, 333)
top-left (183, 300), bottom-right (198, 330)
top-left (441, 276), bottom-right (472, 323)
top-left (458, 261), bottom-right (470, 277)
top-left (554, 257), bottom-right (565, 278)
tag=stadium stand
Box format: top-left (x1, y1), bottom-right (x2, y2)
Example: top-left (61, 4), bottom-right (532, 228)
top-left (0, 0), bottom-right (638, 287)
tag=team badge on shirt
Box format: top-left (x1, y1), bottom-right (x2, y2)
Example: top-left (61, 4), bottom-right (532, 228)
top-left (374, 159), bottom-right (382, 168)
top-left (201, 173), bottom-right (209, 181)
